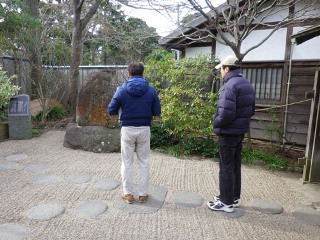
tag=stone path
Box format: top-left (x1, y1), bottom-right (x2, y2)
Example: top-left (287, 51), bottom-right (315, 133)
top-left (0, 130), bottom-right (320, 240)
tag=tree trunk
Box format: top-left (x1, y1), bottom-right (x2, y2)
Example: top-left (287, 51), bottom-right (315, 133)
top-left (68, 0), bottom-right (104, 120)
top-left (24, 0), bottom-right (41, 100)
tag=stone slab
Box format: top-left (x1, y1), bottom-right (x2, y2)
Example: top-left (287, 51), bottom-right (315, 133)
top-left (74, 200), bottom-right (108, 219)
top-left (250, 199), bottom-right (284, 214)
top-left (114, 185), bottom-right (167, 214)
top-left (26, 203), bottom-right (65, 221)
top-left (0, 223), bottom-right (28, 240)
top-left (173, 192), bottom-right (204, 208)
top-left (292, 208), bottom-right (320, 226)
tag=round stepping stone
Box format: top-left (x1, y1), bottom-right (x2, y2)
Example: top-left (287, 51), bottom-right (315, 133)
top-left (173, 192), bottom-right (203, 208)
top-left (66, 174), bottom-right (91, 184)
top-left (31, 175), bottom-right (59, 185)
top-left (249, 199), bottom-right (284, 214)
top-left (0, 162), bottom-right (21, 170)
top-left (24, 164), bottom-right (49, 174)
top-left (215, 208), bottom-right (246, 218)
top-left (26, 203), bottom-right (65, 221)
top-left (95, 179), bottom-right (120, 191)
top-left (5, 154), bottom-right (28, 162)
top-left (114, 185), bottom-right (168, 214)
top-left (293, 208), bottom-right (320, 226)
top-left (0, 223), bottom-right (28, 240)
top-left (74, 200), bottom-right (107, 219)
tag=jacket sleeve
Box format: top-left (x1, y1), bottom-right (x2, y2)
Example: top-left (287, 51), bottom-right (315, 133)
top-left (214, 87), bottom-right (236, 127)
top-left (107, 88), bottom-right (122, 116)
top-left (152, 89), bottom-right (161, 116)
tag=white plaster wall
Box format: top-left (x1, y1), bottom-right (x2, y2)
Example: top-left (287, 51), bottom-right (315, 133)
top-left (185, 47), bottom-right (211, 58)
top-left (292, 27), bottom-right (320, 60)
top-left (184, 27), bottom-right (320, 62)
top-left (215, 29), bottom-right (287, 61)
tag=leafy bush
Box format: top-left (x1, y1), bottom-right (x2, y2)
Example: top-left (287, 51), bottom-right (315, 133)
top-left (0, 66), bottom-right (20, 121)
top-left (145, 52), bottom-right (219, 139)
top-left (32, 104), bottom-right (66, 122)
top-left (146, 50), bottom-right (289, 171)
top-left (242, 147), bottom-right (288, 170)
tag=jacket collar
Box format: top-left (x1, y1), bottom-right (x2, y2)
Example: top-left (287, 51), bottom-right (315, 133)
top-left (224, 69), bottom-right (242, 83)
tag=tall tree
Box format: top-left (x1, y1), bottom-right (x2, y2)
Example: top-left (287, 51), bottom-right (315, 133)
top-left (69, 0), bottom-right (105, 118)
top-left (22, 0), bottom-right (43, 99)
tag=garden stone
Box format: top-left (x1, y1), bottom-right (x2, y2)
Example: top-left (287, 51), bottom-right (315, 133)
top-left (24, 164), bottom-right (49, 174)
top-left (95, 179), bottom-right (120, 191)
top-left (0, 223), bottom-right (28, 240)
top-left (173, 192), bottom-right (203, 208)
top-left (5, 154), bottom-right (28, 162)
top-left (66, 174), bottom-right (91, 184)
top-left (292, 208), bottom-right (320, 226)
top-left (250, 199), bottom-right (284, 214)
top-left (26, 203), bottom-right (65, 221)
top-left (0, 162), bottom-right (21, 170)
top-left (63, 123), bottom-right (120, 153)
top-left (74, 200), bottom-right (108, 219)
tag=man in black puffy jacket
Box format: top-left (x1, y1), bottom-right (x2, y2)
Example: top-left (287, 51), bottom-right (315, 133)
top-left (207, 55), bottom-right (255, 213)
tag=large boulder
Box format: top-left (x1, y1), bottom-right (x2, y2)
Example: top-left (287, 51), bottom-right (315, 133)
top-left (76, 71), bottom-right (119, 128)
top-left (63, 123), bottom-right (120, 153)
top-left (64, 70), bottom-right (125, 153)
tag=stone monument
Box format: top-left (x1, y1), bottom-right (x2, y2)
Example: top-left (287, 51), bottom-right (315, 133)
top-left (64, 70), bottom-right (125, 153)
top-left (8, 94), bottom-right (32, 140)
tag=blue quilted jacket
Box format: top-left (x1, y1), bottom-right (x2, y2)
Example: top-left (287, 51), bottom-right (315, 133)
top-left (108, 77), bottom-right (161, 127)
top-left (213, 69), bottom-right (255, 135)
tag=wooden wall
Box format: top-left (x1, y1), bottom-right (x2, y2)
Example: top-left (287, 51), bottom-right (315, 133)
top-left (246, 61), bottom-right (319, 146)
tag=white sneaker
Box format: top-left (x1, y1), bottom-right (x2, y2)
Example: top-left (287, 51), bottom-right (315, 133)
top-left (213, 196), bottom-right (240, 208)
top-left (207, 200), bottom-right (234, 213)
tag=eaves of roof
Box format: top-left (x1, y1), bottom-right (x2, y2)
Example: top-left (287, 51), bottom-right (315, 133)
top-left (159, 2), bottom-right (230, 46)
top-left (291, 25), bottom-right (320, 45)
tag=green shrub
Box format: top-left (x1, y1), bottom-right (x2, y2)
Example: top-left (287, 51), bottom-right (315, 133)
top-left (33, 104), bottom-right (66, 122)
top-left (242, 147), bottom-right (288, 170)
top-left (151, 123), bottom-right (175, 148)
top-left (145, 53), bottom-right (219, 139)
top-left (0, 66), bottom-right (20, 121)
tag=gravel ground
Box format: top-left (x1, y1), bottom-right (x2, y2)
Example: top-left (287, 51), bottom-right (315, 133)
top-left (0, 130), bottom-right (319, 240)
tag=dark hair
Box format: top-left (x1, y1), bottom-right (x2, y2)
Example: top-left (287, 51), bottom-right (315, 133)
top-left (128, 62), bottom-right (144, 76)
top-left (222, 65), bottom-right (240, 71)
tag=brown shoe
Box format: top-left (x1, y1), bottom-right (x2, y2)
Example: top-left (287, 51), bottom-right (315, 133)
top-left (139, 195), bottom-right (148, 203)
top-left (121, 193), bottom-right (134, 204)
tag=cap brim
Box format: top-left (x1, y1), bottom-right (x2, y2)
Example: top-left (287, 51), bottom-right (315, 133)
top-left (215, 63), bottom-right (222, 69)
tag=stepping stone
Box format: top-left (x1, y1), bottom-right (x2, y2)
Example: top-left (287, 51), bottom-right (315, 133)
top-left (215, 208), bottom-right (246, 219)
top-left (114, 185), bottom-right (167, 214)
top-left (95, 179), bottom-right (120, 191)
top-left (74, 200), bottom-right (108, 219)
top-left (66, 174), bottom-right (91, 184)
top-left (5, 154), bottom-right (28, 162)
top-left (0, 162), bottom-right (21, 170)
top-left (24, 164), bottom-right (49, 174)
top-left (0, 223), bottom-right (28, 240)
top-left (31, 175), bottom-right (59, 185)
top-left (293, 208), bottom-right (320, 226)
top-left (249, 199), bottom-right (284, 214)
top-left (26, 203), bottom-right (65, 221)
top-left (173, 192), bottom-right (203, 208)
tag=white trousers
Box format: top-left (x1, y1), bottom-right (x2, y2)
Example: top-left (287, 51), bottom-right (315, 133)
top-left (120, 126), bottom-right (150, 196)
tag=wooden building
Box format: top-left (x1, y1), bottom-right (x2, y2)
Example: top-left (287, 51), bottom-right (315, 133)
top-left (159, 1), bottom-right (320, 147)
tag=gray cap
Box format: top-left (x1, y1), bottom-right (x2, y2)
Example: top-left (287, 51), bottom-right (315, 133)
top-left (215, 55), bottom-right (240, 69)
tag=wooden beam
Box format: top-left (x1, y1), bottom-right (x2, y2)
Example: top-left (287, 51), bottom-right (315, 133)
top-left (309, 71), bottom-right (320, 182)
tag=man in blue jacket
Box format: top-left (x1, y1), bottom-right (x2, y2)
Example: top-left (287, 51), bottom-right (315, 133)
top-left (108, 62), bottom-right (161, 204)
top-left (208, 55), bottom-right (255, 213)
